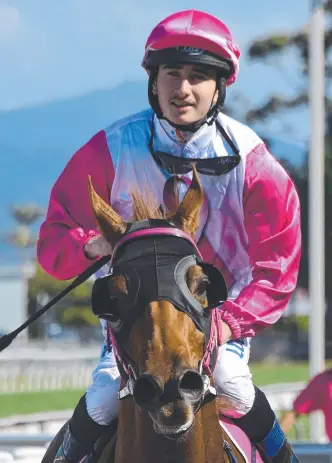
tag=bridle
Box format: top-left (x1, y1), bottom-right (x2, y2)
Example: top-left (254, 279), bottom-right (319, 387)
top-left (91, 220), bottom-right (227, 412)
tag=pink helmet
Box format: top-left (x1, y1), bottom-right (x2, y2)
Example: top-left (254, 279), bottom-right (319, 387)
top-left (142, 10), bottom-right (240, 86)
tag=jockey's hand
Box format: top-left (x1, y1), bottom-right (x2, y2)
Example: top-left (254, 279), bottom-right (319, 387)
top-left (221, 320), bottom-right (233, 344)
top-left (84, 235), bottom-right (113, 259)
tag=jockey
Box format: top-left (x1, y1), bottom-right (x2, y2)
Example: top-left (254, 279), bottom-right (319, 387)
top-left (281, 368), bottom-right (332, 441)
top-left (37, 9), bottom-right (301, 463)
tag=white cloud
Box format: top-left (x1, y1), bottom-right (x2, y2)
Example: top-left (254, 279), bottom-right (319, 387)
top-left (0, 2), bottom-right (20, 44)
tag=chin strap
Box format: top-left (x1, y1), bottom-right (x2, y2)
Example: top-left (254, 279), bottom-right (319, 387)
top-left (160, 108), bottom-right (216, 133)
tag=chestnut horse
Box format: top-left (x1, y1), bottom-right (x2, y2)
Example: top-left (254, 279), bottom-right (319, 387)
top-left (43, 169), bottom-right (260, 463)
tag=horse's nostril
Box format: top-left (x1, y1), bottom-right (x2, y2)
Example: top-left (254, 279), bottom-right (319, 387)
top-left (178, 370), bottom-right (205, 401)
top-left (133, 374), bottom-right (162, 407)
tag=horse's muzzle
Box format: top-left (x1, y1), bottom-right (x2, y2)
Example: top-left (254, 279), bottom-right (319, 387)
top-left (132, 369), bottom-right (206, 409)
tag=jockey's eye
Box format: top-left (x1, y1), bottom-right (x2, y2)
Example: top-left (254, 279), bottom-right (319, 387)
top-left (190, 72), bottom-right (209, 82)
top-left (167, 70), bottom-right (181, 77)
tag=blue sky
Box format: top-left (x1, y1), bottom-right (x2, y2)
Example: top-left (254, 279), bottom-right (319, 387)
top-left (0, 0), bottom-right (311, 141)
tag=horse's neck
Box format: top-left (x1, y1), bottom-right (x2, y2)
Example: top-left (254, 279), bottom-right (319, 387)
top-left (114, 399), bottom-right (228, 463)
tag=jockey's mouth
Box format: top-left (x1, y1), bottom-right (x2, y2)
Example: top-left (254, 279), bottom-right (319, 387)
top-left (171, 99), bottom-right (195, 108)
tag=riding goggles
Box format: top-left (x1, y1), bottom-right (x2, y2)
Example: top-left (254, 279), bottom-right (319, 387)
top-left (149, 119), bottom-right (241, 176)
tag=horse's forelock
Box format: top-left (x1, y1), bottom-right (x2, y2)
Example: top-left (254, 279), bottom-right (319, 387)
top-left (130, 186), bottom-right (167, 222)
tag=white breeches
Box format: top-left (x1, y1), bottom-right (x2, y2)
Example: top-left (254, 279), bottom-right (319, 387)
top-left (85, 338), bottom-right (255, 425)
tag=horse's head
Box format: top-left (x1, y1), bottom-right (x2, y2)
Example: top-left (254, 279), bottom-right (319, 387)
top-left (89, 170), bottom-right (227, 439)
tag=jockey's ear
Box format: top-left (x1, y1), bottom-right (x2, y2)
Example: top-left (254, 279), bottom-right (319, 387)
top-left (88, 176), bottom-right (127, 246)
top-left (171, 167), bottom-right (204, 239)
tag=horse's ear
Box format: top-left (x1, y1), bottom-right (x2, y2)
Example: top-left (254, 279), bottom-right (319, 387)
top-left (171, 167), bottom-right (204, 239)
top-left (88, 176), bottom-right (127, 247)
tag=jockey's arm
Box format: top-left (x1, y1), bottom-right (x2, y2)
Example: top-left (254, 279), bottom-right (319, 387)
top-left (37, 131), bottom-right (114, 280)
top-left (280, 410), bottom-right (298, 435)
top-left (292, 372), bottom-right (325, 415)
top-left (219, 143), bottom-right (301, 340)
top-left (281, 372), bottom-right (326, 434)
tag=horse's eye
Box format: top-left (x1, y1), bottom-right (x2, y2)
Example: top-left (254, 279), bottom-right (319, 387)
top-left (108, 274), bottom-right (128, 296)
top-left (196, 279), bottom-right (209, 297)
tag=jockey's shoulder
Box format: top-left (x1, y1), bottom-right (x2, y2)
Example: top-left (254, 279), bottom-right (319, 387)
top-left (101, 108), bottom-right (265, 158)
top-left (104, 108), bottom-right (153, 138)
top-left (218, 112), bottom-right (264, 156)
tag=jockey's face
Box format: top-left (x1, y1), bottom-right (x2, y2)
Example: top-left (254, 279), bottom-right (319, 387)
top-left (154, 64), bottom-right (218, 126)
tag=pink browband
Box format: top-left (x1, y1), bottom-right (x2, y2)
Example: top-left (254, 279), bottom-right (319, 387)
top-left (110, 227), bottom-right (203, 266)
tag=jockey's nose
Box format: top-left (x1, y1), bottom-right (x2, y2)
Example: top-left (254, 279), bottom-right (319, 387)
top-left (133, 374), bottom-right (163, 408)
top-left (178, 369), bottom-right (205, 402)
top-left (174, 77), bottom-right (191, 98)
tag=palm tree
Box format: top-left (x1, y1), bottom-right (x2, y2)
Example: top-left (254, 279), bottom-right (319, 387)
top-left (244, 2), bottom-right (332, 355)
top-left (2, 204), bottom-right (45, 257)
top-left (1, 204), bottom-right (45, 339)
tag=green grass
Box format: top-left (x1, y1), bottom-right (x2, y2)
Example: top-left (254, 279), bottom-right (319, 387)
top-left (1, 362), bottom-right (331, 420)
top-left (0, 389), bottom-right (311, 441)
top-left (251, 361), bottom-right (310, 386)
top-left (278, 413), bottom-right (310, 441)
top-left (0, 389), bottom-right (84, 418)
top-left (251, 360), bottom-right (332, 385)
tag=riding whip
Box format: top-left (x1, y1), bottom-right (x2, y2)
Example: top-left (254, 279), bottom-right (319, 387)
top-left (0, 255), bottom-right (111, 353)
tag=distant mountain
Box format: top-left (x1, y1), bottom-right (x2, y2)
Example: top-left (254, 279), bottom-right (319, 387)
top-left (0, 81), bottom-right (148, 264)
top-left (0, 80), bottom-right (148, 205)
top-left (0, 81), bottom-right (306, 264)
